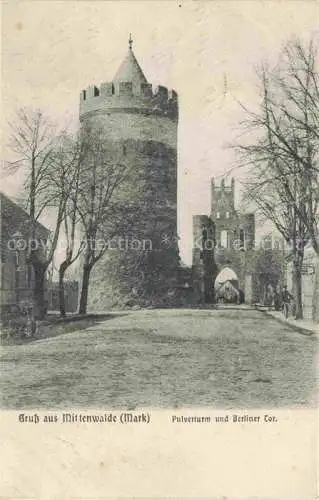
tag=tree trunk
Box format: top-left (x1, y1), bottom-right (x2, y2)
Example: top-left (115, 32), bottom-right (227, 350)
top-left (79, 264), bottom-right (91, 315)
top-left (313, 256), bottom-right (319, 321)
top-left (59, 262), bottom-right (68, 318)
top-left (33, 262), bottom-right (46, 320)
top-left (292, 256), bottom-right (303, 320)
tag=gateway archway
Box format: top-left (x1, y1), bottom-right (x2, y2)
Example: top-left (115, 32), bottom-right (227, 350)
top-left (214, 266), bottom-right (243, 304)
top-left (215, 266), bottom-right (238, 285)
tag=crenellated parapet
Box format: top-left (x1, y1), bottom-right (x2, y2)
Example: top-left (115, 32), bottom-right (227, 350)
top-left (79, 81), bottom-right (178, 121)
top-left (211, 177), bottom-right (235, 216)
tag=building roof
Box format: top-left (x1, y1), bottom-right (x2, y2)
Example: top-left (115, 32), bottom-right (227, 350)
top-left (0, 191), bottom-right (50, 236)
top-left (113, 36), bottom-right (148, 85)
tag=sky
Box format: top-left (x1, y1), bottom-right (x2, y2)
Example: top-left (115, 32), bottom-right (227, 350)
top-left (1, 0), bottom-right (318, 265)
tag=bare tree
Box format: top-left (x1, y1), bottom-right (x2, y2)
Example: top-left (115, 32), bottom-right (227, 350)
top-left (54, 133), bottom-right (85, 317)
top-left (280, 38), bottom-right (319, 254)
top-left (263, 38), bottom-right (318, 249)
top-left (77, 124), bottom-right (133, 315)
top-left (243, 154), bottom-right (308, 318)
top-left (6, 108), bottom-right (71, 319)
top-left (233, 36), bottom-right (319, 318)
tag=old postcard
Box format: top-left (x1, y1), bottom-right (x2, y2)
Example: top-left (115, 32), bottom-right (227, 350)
top-left (1, 1), bottom-right (318, 499)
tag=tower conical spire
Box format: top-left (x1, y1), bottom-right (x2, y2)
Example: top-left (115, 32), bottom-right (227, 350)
top-left (113, 36), bottom-right (148, 84)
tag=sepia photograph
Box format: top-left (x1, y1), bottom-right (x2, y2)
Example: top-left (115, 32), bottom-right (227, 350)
top-left (0, 1), bottom-right (318, 498)
top-left (1, 1), bottom-right (318, 411)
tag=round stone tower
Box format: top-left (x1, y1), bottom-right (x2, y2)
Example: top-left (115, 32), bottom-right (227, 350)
top-left (79, 36), bottom-right (180, 308)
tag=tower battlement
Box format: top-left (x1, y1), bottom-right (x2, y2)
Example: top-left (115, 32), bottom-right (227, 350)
top-left (211, 178), bottom-right (235, 194)
top-left (80, 37), bottom-right (178, 121)
top-left (79, 82), bottom-right (178, 120)
top-left (211, 177), bottom-right (235, 216)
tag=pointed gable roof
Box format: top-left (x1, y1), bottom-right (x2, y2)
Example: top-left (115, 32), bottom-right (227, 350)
top-left (113, 35), bottom-right (148, 85)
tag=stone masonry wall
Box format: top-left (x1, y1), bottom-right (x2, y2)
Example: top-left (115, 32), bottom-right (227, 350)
top-left (81, 91), bottom-right (179, 309)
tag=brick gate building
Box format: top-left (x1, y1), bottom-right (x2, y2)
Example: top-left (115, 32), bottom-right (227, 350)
top-left (192, 178), bottom-right (256, 303)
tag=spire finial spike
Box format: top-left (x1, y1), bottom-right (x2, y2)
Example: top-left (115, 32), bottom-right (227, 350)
top-left (129, 33), bottom-right (133, 50)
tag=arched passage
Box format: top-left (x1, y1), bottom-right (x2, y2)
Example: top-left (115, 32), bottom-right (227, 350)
top-left (214, 266), bottom-right (243, 304)
top-left (215, 266), bottom-right (239, 284)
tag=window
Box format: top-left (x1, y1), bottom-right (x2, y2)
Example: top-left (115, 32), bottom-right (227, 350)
top-left (27, 264), bottom-right (33, 287)
top-left (239, 229), bottom-right (245, 248)
top-left (226, 211), bottom-right (230, 219)
top-left (216, 212), bottom-right (220, 219)
top-left (83, 90), bottom-right (86, 101)
top-left (119, 82), bottom-right (133, 95)
top-left (263, 235), bottom-right (272, 250)
top-left (274, 238), bottom-right (282, 250)
top-left (140, 83), bottom-right (152, 97)
top-left (221, 230), bottom-right (228, 248)
top-left (15, 251), bottom-right (21, 270)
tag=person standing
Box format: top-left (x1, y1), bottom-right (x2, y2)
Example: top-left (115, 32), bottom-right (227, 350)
top-left (281, 285), bottom-right (294, 318)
